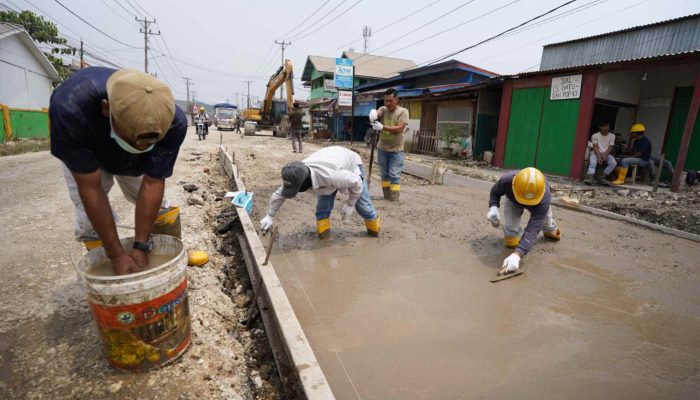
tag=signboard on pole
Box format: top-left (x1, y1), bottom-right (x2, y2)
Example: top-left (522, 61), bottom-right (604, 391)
top-left (550, 74), bottom-right (582, 100)
top-left (338, 90), bottom-right (353, 107)
top-left (334, 58), bottom-right (354, 90)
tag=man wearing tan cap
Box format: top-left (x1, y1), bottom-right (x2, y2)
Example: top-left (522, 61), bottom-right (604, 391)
top-left (50, 67), bottom-right (187, 275)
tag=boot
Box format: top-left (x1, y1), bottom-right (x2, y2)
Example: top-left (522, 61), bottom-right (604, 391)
top-left (365, 218), bottom-right (380, 237)
top-left (317, 218), bottom-right (331, 240)
top-left (544, 228), bottom-right (561, 240)
top-left (612, 167), bottom-right (628, 185)
top-left (152, 207), bottom-right (181, 239)
top-left (504, 236), bottom-right (520, 248)
top-left (389, 183), bottom-right (400, 201)
top-left (381, 181), bottom-right (391, 200)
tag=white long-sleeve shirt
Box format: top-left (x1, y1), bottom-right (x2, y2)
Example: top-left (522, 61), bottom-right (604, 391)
top-left (267, 146), bottom-right (364, 217)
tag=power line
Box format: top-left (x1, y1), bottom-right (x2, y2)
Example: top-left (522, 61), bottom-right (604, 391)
top-left (129, 0), bottom-right (154, 19)
top-left (111, 0), bottom-right (137, 18)
top-left (276, 0), bottom-right (331, 40)
top-left (250, 43), bottom-right (276, 76)
top-left (98, 0), bottom-right (137, 25)
top-left (136, 16), bottom-right (159, 73)
top-left (168, 54), bottom-right (266, 79)
top-left (288, 0), bottom-right (348, 40)
top-left (52, 0), bottom-right (140, 48)
top-left (290, 0), bottom-right (364, 42)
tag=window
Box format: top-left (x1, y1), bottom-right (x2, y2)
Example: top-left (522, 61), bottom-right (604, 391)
top-left (436, 102), bottom-right (473, 137)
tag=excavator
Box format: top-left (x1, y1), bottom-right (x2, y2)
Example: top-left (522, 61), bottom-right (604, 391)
top-left (260, 59), bottom-right (294, 136)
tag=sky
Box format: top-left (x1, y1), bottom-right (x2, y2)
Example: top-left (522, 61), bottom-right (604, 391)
top-left (5, 0), bottom-right (700, 106)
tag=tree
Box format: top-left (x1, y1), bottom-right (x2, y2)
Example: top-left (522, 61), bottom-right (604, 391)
top-left (0, 10), bottom-right (76, 79)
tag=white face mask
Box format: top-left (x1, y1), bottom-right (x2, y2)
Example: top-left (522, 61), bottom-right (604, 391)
top-left (110, 121), bottom-right (155, 154)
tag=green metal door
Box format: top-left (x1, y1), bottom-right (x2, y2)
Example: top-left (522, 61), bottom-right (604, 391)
top-left (664, 86), bottom-right (700, 170)
top-left (535, 94), bottom-right (581, 175)
top-left (504, 88), bottom-right (545, 169)
top-left (474, 114), bottom-right (498, 158)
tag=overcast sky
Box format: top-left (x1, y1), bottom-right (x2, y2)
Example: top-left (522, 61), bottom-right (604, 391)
top-left (8, 0), bottom-right (700, 105)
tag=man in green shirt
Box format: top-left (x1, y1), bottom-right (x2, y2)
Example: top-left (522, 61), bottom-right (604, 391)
top-left (288, 102), bottom-right (305, 153)
top-left (370, 88), bottom-right (409, 201)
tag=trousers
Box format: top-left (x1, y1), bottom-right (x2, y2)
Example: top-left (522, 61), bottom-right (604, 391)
top-left (315, 165), bottom-right (377, 221)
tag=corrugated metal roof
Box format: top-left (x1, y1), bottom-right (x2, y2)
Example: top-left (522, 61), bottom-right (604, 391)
top-left (300, 53), bottom-right (416, 82)
top-left (540, 14), bottom-right (700, 71)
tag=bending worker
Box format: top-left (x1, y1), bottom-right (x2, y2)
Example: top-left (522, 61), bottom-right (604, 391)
top-left (50, 67), bottom-right (187, 275)
top-left (487, 168), bottom-right (561, 275)
top-left (369, 88), bottom-right (409, 201)
top-left (260, 146), bottom-right (380, 239)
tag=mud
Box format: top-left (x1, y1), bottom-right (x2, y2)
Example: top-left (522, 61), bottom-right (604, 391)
top-left (87, 253), bottom-right (175, 276)
top-left (228, 133), bottom-right (700, 399)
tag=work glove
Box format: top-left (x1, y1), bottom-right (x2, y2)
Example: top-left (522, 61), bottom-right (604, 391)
top-left (260, 215), bottom-right (274, 232)
top-left (369, 109), bottom-right (378, 122)
top-left (487, 206), bottom-right (501, 228)
top-left (371, 121), bottom-right (384, 131)
top-left (499, 253), bottom-right (521, 275)
top-left (341, 204), bottom-right (355, 221)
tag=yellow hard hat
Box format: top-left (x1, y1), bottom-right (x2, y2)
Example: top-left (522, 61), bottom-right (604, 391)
top-left (512, 167), bottom-right (546, 206)
top-left (630, 123), bottom-right (645, 133)
top-left (199, 106), bottom-right (205, 111)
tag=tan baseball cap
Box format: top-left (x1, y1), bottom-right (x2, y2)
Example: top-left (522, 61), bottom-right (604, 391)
top-left (106, 68), bottom-right (174, 141)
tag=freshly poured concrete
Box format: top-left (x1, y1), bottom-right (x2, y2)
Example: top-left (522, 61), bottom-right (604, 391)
top-left (228, 134), bottom-right (700, 400)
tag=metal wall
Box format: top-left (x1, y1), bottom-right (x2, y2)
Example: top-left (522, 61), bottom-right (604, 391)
top-left (540, 16), bottom-right (700, 70)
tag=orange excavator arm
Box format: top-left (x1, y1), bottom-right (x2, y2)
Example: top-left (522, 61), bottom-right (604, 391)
top-left (263, 59), bottom-right (295, 115)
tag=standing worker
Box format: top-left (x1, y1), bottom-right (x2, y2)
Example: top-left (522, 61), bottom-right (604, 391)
top-left (50, 67), bottom-right (187, 275)
top-left (612, 123), bottom-right (654, 185)
top-left (369, 88), bottom-right (409, 201)
top-left (259, 146), bottom-right (380, 239)
top-left (234, 115), bottom-right (242, 134)
top-left (288, 102), bottom-right (304, 153)
top-left (487, 168), bottom-right (561, 275)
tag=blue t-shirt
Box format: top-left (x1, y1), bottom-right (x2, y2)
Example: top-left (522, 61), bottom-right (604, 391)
top-left (50, 67), bottom-right (186, 179)
top-left (631, 136), bottom-right (652, 161)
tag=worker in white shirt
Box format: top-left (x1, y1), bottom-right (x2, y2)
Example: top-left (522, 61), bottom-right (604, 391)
top-left (585, 120), bottom-right (617, 184)
top-left (259, 146), bottom-right (380, 239)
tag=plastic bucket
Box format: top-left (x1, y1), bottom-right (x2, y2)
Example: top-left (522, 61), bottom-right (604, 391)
top-left (75, 234), bottom-right (191, 371)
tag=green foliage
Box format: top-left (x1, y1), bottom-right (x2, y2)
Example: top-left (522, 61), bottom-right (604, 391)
top-left (440, 124), bottom-right (462, 147)
top-left (0, 10), bottom-right (76, 79)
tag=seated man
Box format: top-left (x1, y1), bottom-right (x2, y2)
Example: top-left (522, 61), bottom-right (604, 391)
top-left (487, 168), bottom-right (561, 275)
top-left (260, 146), bottom-right (380, 239)
top-left (585, 120), bottom-right (617, 184)
top-left (612, 123), bottom-right (654, 185)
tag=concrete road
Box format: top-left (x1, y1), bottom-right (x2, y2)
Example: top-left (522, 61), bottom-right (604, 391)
top-left (226, 132), bottom-right (700, 400)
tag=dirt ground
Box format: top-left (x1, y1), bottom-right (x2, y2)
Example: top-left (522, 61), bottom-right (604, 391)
top-left (404, 156), bottom-right (700, 235)
top-left (0, 128), bottom-right (282, 399)
top-left (226, 132), bottom-right (700, 399)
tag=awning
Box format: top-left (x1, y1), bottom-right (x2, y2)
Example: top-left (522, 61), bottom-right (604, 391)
top-left (311, 98), bottom-right (337, 112)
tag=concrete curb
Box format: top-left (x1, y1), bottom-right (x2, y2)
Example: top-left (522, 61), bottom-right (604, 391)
top-left (402, 159), bottom-right (700, 244)
top-left (218, 146), bottom-right (336, 399)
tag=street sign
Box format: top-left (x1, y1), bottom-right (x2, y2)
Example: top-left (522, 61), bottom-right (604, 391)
top-left (338, 90), bottom-right (353, 107)
top-left (334, 58), bottom-right (353, 90)
top-left (550, 74), bottom-right (582, 100)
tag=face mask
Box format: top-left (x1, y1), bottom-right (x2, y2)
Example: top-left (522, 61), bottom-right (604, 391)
top-left (110, 126), bottom-right (155, 154)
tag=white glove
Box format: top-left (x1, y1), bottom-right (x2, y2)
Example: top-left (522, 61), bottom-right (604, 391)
top-left (371, 121), bottom-right (384, 131)
top-left (341, 204), bottom-right (354, 220)
top-left (487, 206), bottom-right (501, 228)
top-left (260, 215), bottom-right (274, 232)
top-left (369, 109), bottom-right (378, 123)
top-left (499, 253), bottom-right (521, 275)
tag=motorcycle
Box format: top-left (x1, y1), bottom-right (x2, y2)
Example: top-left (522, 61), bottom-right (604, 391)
top-left (196, 118), bottom-right (207, 140)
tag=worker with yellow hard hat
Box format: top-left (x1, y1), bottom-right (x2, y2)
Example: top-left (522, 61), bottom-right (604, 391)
top-left (487, 167), bottom-right (561, 275)
top-left (612, 123), bottom-right (654, 185)
top-left (195, 106), bottom-right (210, 135)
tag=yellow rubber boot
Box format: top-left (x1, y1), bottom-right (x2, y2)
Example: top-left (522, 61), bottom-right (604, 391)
top-left (84, 240), bottom-right (103, 251)
top-left (544, 228), bottom-right (561, 240)
top-left (153, 207), bottom-right (181, 239)
top-left (611, 167), bottom-right (628, 185)
top-left (365, 218), bottom-right (381, 237)
top-left (389, 183), bottom-right (400, 201)
top-left (381, 181), bottom-right (391, 200)
top-left (317, 218), bottom-right (331, 240)
top-left (504, 236), bottom-right (520, 248)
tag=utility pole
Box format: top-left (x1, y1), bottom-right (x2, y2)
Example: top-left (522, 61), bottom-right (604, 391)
top-left (136, 17), bottom-right (160, 73)
top-left (274, 40), bottom-right (291, 100)
top-left (183, 77), bottom-right (192, 124)
top-left (363, 26), bottom-right (372, 54)
top-left (79, 39), bottom-right (84, 69)
top-left (245, 80), bottom-right (252, 108)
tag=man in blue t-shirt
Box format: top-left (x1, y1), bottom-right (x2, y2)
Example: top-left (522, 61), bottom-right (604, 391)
top-left (612, 123), bottom-right (654, 185)
top-left (50, 67), bottom-right (187, 275)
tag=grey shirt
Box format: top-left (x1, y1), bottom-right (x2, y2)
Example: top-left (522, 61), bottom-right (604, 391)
top-left (488, 171), bottom-right (551, 256)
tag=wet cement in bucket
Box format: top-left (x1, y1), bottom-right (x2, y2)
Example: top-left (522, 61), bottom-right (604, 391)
top-left (87, 253), bottom-right (176, 276)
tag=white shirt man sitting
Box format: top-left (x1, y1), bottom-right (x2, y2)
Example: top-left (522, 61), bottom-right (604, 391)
top-left (585, 120), bottom-right (617, 184)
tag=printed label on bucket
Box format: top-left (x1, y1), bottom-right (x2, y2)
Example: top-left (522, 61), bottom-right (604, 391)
top-left (90, 279), bottom-right (191, 370)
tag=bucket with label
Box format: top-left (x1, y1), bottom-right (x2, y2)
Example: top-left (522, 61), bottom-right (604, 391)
top-left (75, 234), bottom-right (191, 371)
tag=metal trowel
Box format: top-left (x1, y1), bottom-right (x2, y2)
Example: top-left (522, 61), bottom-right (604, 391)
top-left (490, 270), bottom-right (524, 283)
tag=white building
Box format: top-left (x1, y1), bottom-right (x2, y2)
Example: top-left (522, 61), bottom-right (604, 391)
top-left (0, 22), bottom-right (62, 109)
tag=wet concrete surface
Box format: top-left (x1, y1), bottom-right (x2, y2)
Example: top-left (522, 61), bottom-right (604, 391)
top-left (227, 133), bottom-right (700, 399)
